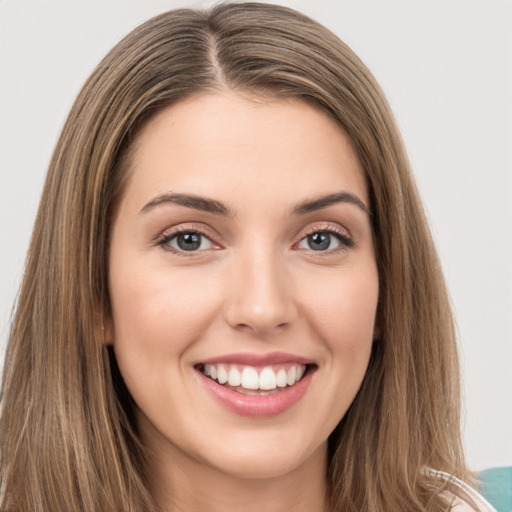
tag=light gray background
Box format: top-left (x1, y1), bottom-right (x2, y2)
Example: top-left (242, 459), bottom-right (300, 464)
top-left (1, 0), bottom-right (511, 471)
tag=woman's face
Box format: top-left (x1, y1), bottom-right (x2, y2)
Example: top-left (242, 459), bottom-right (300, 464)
top-left (108, 92), bottom-right (379, 482)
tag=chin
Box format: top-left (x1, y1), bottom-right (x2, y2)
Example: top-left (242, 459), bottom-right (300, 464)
top-left (200, 432), bottom-right (327, 481)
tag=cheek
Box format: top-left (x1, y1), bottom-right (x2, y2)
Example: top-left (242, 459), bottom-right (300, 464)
top-left (109, 258), bottom-right (223, 358)
top-left (108, 259), bottom-right (225, 420)
top-left (298, 265), bottom-right (379, 357)
top-left (291, 265), bottom-right (378, 438)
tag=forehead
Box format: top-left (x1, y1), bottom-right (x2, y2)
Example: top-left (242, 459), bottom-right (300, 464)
top-left (119, 91), bottom-right (368, 214)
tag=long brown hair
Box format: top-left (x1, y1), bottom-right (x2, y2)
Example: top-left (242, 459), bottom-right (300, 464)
top-left (0, 3), bottom-right (467, 511)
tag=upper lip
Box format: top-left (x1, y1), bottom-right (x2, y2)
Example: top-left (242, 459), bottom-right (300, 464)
top-left (196, 351), bottom-right (315, 366)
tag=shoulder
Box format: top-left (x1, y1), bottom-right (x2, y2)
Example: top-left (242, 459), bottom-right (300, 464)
top-left (449, 495), bottom-right (490, 512)
top-left (428, 469), bottom-right (497, 512)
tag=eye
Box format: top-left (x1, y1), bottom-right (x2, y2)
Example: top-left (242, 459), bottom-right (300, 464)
top-left (159, 231), bottom-right (217, 253)
top-left (297, 230), bottom-right (353, 251)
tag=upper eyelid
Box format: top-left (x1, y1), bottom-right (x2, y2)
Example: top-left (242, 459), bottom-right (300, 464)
top-left (155, 223), bottom-right (219, 243)
top-left (156, 229), bottom-right (220, 256)
top-left (294, 223), bottom-right (355, 250)
top-left (300, 225), bottom-right (349, 236)
top-left (154, 220), bottom-right (354, 248)
top-left (296, 222), bottom-right (352, 239)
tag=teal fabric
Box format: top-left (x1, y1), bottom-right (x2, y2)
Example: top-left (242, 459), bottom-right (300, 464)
top-left (478, 467), bottom-right (512, 512)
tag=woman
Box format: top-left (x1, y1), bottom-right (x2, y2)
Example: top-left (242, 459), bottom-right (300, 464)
top-left (0, 3), bottom-right (496, 511)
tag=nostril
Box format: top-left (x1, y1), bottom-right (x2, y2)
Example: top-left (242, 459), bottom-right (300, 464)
top-left (224, 302), bottom-right (296, 335)
top-left (223, 266), bottom-right (297, 333)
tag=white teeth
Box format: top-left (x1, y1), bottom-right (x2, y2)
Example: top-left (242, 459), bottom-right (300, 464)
top-left (228, 366), bottom-right (241, 386)
top-left (217, 365), bottom-right (228, 384)
top-left (259, 367), bottom-right (277, 390)
top-left (241, 367), bottom-right (259, 389)
top-left (286, 366), bottom-right (296, 385)
top-left (202, 363), bottom-right (308, 391)
top-left (276, 368), bottom-right (287, 388)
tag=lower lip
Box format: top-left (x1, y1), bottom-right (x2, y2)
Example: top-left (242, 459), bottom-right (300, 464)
top-left (197, 369), bottom-right (313, 418)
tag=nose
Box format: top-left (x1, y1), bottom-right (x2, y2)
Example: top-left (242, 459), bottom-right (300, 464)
top-left (224, 248), bottom-right (297, 336)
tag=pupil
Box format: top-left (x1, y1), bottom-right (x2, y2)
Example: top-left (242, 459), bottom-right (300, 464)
top-left (177, 233), bottom-right (201, 251)
top-left (308, 232), bottom-right (330, 251)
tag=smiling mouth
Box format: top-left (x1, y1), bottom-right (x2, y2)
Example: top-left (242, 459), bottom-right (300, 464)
top-left (195, 363), bottom-right (314, 396)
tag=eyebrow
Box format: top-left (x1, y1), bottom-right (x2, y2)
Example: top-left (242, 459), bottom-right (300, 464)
top-left (140, 193), bottom-right (233, 217)
top-left (292, 191), bottom-right (370, 216)
top-left (140, 190), bottom-right (370, 217)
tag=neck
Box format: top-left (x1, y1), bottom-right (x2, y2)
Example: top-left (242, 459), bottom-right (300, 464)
top-left (146, 441), bottom-right (329, 512)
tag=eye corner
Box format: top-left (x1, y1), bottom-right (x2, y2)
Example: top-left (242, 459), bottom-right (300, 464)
top-left (155, 225), bottom-right (222, 256)
top-left (293, 224), bottom-right (355, 254)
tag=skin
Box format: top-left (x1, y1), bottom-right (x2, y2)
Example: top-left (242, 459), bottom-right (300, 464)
top-left (107, 91), bottom-right (379, 512)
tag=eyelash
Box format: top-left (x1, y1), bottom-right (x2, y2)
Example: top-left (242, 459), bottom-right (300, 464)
top-left (156, 224), bottom-right (354, 255)
top-left (296, 226), bottom-right (354, 252)
top-left (156, 226), bottom-right (219, 256)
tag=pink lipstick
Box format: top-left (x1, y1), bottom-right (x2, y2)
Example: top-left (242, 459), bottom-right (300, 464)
top-left (195, 352), bottom-right (316, 417)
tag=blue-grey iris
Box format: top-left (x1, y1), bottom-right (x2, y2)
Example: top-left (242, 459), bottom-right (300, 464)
top-left (308, 233), bottom-right (331, 251)
top-left (177, 233), bottom-right (202, 251)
